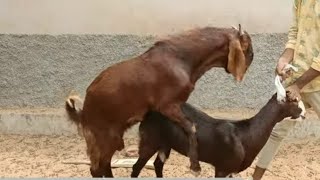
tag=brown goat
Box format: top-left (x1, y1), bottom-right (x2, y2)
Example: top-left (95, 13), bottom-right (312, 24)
top-left (65, 25), bottom-right (254, 177)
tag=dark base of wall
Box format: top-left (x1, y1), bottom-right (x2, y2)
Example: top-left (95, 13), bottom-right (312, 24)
top-left (1, 108), bottom-right (319, 138)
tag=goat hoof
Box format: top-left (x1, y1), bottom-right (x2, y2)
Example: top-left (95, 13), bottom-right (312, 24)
top-left (190, 170), bottom-right (200, 177)
top-left (190, 162), bottom-right (201, 172)
top-left (90, 167), bottom-right (105, 177)
top-left (190, 164), bottom-right (201, 177)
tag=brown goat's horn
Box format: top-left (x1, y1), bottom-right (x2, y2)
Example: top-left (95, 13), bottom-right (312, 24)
top-left (238, 24), bottom-right (243, 36)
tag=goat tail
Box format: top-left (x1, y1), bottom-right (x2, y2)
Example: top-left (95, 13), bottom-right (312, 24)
top-left (65, 94), bottom-right (83, 125)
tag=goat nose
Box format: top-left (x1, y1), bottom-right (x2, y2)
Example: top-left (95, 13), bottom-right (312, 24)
top-left (236, 76), bottom-right (243, 82)
top-left (300, 115), bottom-right (306, 120)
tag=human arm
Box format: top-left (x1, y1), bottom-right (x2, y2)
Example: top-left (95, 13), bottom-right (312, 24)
top-left (276, 0), bottom-right (299, 78)
top-left (287, 64), bottom-right (320, 101)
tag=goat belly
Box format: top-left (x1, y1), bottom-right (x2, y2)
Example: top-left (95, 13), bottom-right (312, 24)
top-left (142, 104), bottom-right (243, 169)
top-left (155, 115), bottom-right (223, 164)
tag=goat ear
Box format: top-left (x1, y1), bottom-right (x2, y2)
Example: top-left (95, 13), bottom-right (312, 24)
top-left (228, 38), bottom-right (246, 82)
top-left (239, 31), bottom-right (250, 52)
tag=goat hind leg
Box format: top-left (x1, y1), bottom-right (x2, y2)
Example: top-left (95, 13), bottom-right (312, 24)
top-left (88, 148), bottom-right (110, 177)
top-left (88, 146), bottom-right (115, 177)
top-left (154, 148), bottom-right (171, 177)
top-left (160, 104), bottom-right (200, 174)
top-left (83, 129), bottom-right (107, 177)
top-left (85, 132), bottom-right (118, 177)
top-left (131, 146), bottom-right (157, 177)
top-left (102, 134), bottom-right (125, 177)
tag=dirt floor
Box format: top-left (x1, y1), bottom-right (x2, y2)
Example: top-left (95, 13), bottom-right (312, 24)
top-left (0, 134), bottom-right (319, 179)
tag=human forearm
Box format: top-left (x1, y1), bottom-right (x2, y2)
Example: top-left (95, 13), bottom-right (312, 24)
top-left (294, 68), bottom-right (320, 89)
top-left (286, 67), bottom-right (320, 101)
top-left (279, 48), bottom-right (294, 62)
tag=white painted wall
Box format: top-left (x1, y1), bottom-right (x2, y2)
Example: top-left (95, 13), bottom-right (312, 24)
top-left (0, 0), bottom-right (293, 35)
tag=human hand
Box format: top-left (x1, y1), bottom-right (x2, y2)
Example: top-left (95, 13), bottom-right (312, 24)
top-left (276, 57), bottom-right (293, 80)
top-left (286, 84), bottom-right (301, 101)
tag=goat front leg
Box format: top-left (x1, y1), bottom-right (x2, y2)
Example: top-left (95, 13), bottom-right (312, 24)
top-left (160, 104), bottom-right (201, 175)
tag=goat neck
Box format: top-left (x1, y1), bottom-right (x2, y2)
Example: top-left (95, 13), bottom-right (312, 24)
top-left (239, 98), bottom-right (287, 158)
top-left (151, 28), bottom-right (238, 83)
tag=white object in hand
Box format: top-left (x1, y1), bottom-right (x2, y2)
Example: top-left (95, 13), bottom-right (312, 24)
top-left (275, 64), bottom-right (298, 102)
top-left (274, 64), bottom-right (306, 120)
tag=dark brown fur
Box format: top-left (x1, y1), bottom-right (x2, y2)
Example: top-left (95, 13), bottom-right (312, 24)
top-left (131, 94), bottom-right (302, 177)
top-left (65, 26), bottom-right (254, 177)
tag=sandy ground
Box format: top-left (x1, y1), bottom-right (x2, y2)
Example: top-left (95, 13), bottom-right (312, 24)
top-left (1, 107), bottom-right (319, 179)
top-left (0, 134), bottom-right (319, 179)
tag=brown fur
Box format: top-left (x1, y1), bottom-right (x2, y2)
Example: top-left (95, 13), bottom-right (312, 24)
top-left (65, 26), bottom-right (254, 177)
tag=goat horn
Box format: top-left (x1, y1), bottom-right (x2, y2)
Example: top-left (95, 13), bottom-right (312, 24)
top-left (238, 24), bottom-right (244, 35)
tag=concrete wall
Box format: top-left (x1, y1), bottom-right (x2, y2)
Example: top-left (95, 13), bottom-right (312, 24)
top-left (2, 0), bottom-right (319, 137)
top-left (0, 0), bottom-right (294, 109)
top-left (0, 33), bottom-right (285, 109)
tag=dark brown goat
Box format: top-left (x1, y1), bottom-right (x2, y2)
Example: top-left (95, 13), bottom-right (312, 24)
top-left (65, 26), bottom-right (254, 177)
top-left (131, 93), bottom-right (304, 178)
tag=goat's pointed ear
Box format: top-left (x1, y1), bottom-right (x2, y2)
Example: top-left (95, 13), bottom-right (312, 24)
top-left (228, 38), bottom-right (246, 82)
top-left (239, 31), bottom-right (250, 52)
